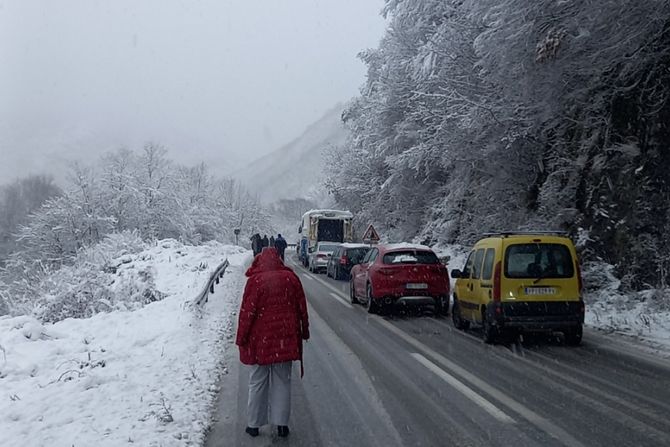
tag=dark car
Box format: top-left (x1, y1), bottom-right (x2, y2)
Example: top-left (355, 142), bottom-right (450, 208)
top-left (326, 243), bottom-right (371, 280)
top-left (350, 244), bottom-right (450, 315)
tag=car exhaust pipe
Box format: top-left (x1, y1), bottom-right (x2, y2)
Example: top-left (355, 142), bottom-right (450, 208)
top-left (384, 298), bottom-right (393, 305)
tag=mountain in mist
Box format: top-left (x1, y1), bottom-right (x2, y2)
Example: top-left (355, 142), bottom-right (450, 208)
top-left (234, 104), bottom-right (348, 205)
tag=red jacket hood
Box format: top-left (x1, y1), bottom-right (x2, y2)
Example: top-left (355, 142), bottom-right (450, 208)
top-left (246, 248), bottom-right (291, 276)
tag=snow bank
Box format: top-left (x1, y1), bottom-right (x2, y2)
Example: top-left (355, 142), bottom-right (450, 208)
top-left (0, 239), bottom-right (251, 447)
top-left (583, 261), bottom-right (670, 348)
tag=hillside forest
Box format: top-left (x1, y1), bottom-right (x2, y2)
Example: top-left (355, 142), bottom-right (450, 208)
top-left (327, 0), bottom-right (670, 292)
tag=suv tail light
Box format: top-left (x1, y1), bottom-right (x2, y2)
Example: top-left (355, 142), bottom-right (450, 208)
top-left (493, 261), bottom-right (501, 302)
top-left (339, 256), bottom-right (348, 265)
top-left (378, 267), bottom-right (394, 275)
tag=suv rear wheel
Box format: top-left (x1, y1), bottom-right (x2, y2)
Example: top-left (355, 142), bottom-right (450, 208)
top-left (434, 296), bottom-right (449, 317)
top-left (366, 283), bottom-right (379, 314)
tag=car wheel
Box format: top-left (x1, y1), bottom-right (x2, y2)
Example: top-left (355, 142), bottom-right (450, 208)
top-left (350, 280), bottom-right (360, 304)
top-left (434, 296), bottom-right (449, 317)
top-left (482, 308), bottom-right (497, 344)
top-left (366, 283), bottom-right (379, 314)
top-left (564, 324), bottom-right (583, 346)
top-left (452, 299), bottom-right (470, 330)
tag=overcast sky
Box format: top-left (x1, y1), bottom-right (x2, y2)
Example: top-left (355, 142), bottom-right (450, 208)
top-left (0, 0), bottom-right (386, 183)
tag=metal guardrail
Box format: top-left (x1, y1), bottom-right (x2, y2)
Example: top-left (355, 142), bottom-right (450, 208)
top-left (193, 259), bottom-right (230, 306)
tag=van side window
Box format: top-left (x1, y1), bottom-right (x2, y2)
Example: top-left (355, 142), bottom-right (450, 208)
top-left (472, 248), bottom-right (485, 279)
top-left (481, 248), bottom-right (495, 280)
top-left (462, 251), bottom-right (475, 278)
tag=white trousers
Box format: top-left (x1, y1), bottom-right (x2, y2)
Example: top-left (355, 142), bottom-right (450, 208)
top-left (247, 361), bottom-right (293, 427)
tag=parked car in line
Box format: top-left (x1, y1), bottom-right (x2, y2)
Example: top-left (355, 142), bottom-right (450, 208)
top-left (326, 243), bottom-right (371, 280)
top-left (349, 244), bottom-right (450, 315)
top-left (308, 241), bottom-right (341, 273)
top-left (450, 231), bottom-right (584, 345)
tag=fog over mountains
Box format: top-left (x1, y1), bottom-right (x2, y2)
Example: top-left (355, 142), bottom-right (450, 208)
top-left (234, 104), bottom-right (348, 205)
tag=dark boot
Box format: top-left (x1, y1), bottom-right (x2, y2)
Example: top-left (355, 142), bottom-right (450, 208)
top-left (245, 427), bottom-right (259, 437)
top-left (277, 426), bottom-right (290, 437)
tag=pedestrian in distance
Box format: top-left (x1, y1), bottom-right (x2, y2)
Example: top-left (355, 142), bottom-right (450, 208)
top-left (236, 247), bottom-right (310, 439)
top-left (262, 234), bottom-right (269, 249)
top-left (250, 233), bottom-right (262, 256)
top-left (269, 235), bottom-right (275, 247)
top-left (274, 233), bottom-right (288, 261)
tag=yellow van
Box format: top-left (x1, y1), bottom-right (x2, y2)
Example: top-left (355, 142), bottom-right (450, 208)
top-left (450, 232), bottom-right (584, 345)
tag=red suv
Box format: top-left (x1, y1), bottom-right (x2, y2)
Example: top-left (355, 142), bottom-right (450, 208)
top-left (349, 244), bottom-right (450, 314)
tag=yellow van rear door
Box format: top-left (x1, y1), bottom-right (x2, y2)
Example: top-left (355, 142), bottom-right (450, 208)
top-left (502, 242), bottom-right (579, 302)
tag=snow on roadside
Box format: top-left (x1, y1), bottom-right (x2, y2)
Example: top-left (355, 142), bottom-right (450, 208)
top-left (582, 261), bottom-right (670, 352)
top-left (0, 239), bottom-right (251, 447)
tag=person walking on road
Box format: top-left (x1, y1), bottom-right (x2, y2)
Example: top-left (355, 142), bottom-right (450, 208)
top-left (269, 235), bottom-right (275, 248)
top-left (274, 233), bottom-right (288, 261)
top-left (236, 247), bottom-right (310, 439)
top-left (261, 234), bottom-right (269, 250)
top-left (250, 233), bottom-right (262, 256)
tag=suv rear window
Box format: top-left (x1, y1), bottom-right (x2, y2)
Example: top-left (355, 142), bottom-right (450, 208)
top-left (504, 244), bottom-right (574, 279)
top-left (383, 250), bottom-right (439, 265)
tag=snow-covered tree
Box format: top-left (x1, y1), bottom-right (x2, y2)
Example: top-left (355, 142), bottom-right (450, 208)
top-left (329, 0), bottom-right (670, 289)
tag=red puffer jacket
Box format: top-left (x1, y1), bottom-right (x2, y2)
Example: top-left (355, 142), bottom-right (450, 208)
top-left (236, 248), bottom-right (309, 368)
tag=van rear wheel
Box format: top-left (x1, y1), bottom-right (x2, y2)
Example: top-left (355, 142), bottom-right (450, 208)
top-left (565, 324), bottom-right (583, 346)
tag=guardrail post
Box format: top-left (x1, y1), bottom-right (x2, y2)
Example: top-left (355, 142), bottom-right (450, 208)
top-left (210, 283), bottom-right (214, 294)
top-left (216, 277), bottom-right (220, 284)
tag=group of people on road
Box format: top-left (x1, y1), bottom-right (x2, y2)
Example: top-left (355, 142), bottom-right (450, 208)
top-left (236, 233), bottom-right (305, 439)
top-left (250, 233), bottom-right (288, 260)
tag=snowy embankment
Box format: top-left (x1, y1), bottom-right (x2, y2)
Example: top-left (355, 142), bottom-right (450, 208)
top-left (0, 239), bottom-right (250, 447)
top-left (434, 244), bottom-right (670, 351)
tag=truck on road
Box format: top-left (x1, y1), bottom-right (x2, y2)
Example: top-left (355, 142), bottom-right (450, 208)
top-left (298, 209), bottom-right (353, 266)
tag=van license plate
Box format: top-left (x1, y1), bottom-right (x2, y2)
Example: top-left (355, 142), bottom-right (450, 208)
top-left (525, 287), bottom-right (556, 295)
top-left (406, 283), bottom-right (428, 290)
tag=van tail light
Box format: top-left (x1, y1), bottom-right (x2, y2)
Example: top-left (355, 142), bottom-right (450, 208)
top-left (493, 261), bottom-right (502, 302)
top-left (339, 256), bottom-right (348, 265)
top-left (576, 261), bottom-right (583, 293)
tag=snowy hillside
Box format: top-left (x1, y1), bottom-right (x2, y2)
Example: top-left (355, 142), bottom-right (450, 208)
top-left (0, 239), bottom-right (250, 447)
top-left (235, 104), bottom-right (348, 205)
